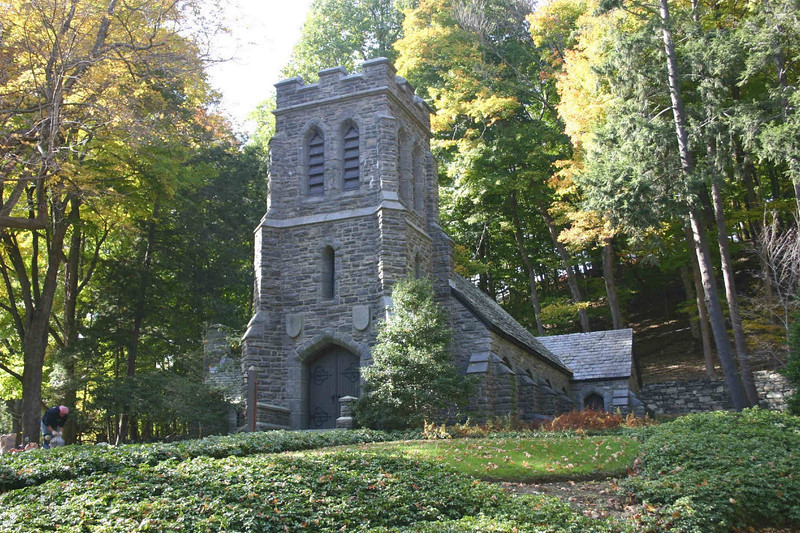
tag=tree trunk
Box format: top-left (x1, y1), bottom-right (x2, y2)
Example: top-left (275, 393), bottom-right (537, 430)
top-left (684, 229), bottom-right (717, 378)
top-left (730, 134), bottom-right (761, 228)
top-left (540, 209), bottom-right (590, 332)
top-left (679, 265), bottom-right (701, 341)
top-left (771, 41), bottom-right (800, 219)
top-left (61, 198), bottom-right (82, 444)
top-left (117, 206), bottom-right (158, 444)
top-left (4, 400), bottom-right (23, 443)
top-left (658, 0), bottom-right (748, 409)
top-left (689, 211), bottom-right (749, 408)
top-left (509, 194), bottom-right (544, 334)
top-left (710, 172), bottom-right (759, 404)
top-left (602, 240), bottom-right (625, 329)
top-left (16, 198), bottom-right (72, 443)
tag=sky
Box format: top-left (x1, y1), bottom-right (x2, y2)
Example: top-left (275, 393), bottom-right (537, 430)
top-left (207, 0), bottom-right (315, 135)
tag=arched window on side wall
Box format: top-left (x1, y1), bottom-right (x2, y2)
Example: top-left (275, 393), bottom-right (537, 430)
top-left (414, 253), bottom-right (422, 278)
top-left (342, 125), bottom-right (359, 190)
top-left (308, 130), bottom-right (325, 195)
top-left (322, 246), bottom-right (335, 299)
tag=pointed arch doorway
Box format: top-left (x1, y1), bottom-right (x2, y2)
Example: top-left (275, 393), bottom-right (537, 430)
top-left (307, 346), bottom-right (360, 429)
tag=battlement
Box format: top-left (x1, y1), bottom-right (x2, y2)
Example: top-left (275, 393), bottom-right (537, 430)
top-left (274, 57), bottom-right (431, 131)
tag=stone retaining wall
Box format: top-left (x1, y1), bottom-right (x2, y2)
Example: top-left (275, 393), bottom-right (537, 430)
top-left (639, 370), bottom-right (794, 414)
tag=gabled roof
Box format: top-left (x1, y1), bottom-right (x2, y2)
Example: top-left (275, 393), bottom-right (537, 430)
top-left (449, 275), bottom-right (571, 374)
top-left (536, 329), bottom-right (633, 381)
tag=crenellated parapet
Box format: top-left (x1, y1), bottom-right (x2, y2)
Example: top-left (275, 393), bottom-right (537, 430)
top-left (274, 57), bottom-right (432, 135)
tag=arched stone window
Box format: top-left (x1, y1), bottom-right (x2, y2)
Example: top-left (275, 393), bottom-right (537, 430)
top-left (321, 246), bottom-right (335, 299)
top-left (308, 129), bottom-right (325, 195)
top-left (414, 253), bottom-right (422, 278)
top-left (342, 124), bottom-right (360, 190)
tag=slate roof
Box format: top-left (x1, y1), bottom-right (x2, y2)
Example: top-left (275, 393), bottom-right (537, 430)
top-left (536, 329), bottom-right (633, 381)
top-left (449, 275), bottom-right (571, 374)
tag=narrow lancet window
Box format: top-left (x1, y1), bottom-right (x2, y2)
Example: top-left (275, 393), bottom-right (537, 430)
top-left (308, 131), bottom-right (325, 195)
top-left (322, 246), bottom-right (335, 299)
top-left (343, 125), bottom-right (359, 190)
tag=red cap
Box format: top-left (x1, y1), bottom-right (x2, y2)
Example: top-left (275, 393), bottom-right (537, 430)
top-left (59, 405), bottom-right (69, 416)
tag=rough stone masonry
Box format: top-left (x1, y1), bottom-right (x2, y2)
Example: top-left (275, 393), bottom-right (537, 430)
top-left (241, 58), bottom-right (642, 430)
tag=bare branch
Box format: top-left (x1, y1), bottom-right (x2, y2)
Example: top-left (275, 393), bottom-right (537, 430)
top-left (755, 213), bottom-right (800, 344)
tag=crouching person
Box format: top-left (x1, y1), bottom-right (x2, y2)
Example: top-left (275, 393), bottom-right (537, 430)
top-left (41, 405), bottom-right (69, 449)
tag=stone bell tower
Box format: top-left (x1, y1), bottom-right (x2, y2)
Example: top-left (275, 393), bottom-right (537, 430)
top-left (241, 58), bottom-right (453, 430)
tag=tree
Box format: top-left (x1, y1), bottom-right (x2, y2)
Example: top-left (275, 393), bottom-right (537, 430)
top-left (552, 0), bottom-right (755, 408)
top-left (397, 0), bottom-right (597, 333)
top-left (357, 276), bottom-right (470, 429)
top-left (283, 0), bottom-right (412, 81)
top-left (655, 0), bottom-right (749, 409)
top-left (0, 0), bottom-right (224, 442)
top-left (74, 142), bottom-right (264, 443)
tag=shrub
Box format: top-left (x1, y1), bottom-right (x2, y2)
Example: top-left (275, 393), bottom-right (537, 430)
top-left (625, 409), bottom-right (800, 532)
top-left (357, 277), bottom-right (472, 430)
top-left (545, 409), bottom-right (654, 432)
top-left (0, 428), bottom-right (404, 492)
top-left (91, 370), bottom-right (233, 440)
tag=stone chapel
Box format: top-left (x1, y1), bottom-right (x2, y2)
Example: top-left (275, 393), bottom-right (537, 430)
top-left (241, 58), bottom-right (643, 430)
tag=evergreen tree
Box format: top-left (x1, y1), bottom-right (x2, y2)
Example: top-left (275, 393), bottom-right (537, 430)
top-left (357, 277), bottom-right (470, 429)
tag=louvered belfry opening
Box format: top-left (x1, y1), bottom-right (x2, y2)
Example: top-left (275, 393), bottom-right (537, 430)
top-left (308, 131), bottom-right (325, 195)
top-left (342, 125), bottom-right (359, 190)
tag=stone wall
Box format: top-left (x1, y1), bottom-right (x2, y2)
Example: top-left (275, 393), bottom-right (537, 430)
top-left (204, 325), bottom-right (241, 403)
top-left (572, 379), bottom-right (639, 414)
top-left (451, 293), bottom-right (575, 420)
top-left (243, 58), bottom-right (442, 429)
top-left (639, 370), bottom-right (795, 415)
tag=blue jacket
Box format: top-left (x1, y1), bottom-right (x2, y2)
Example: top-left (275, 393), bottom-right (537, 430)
top-left (42, 407), bottom-right (67, 430)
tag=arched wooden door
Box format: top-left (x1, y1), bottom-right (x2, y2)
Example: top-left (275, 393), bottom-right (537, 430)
top-left (307, 347), bottom-right (360, 429)
top-left (584, 392), bottom-right (604, 411)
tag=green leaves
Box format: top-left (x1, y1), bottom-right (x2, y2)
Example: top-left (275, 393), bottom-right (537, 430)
top-left (0, 437), bottom-right (624, 532)
top-left (0, 428), bottom-right (399, 492)
top-left (625, 409), bottom-right (800, 531)
top-left (358, 277), bottom-right (471, 429)
top-left (283, 0), bottom-right (408, 82)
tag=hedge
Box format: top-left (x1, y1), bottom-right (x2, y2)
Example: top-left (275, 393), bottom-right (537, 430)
top-left (625, 409), bottom-right (800, 532)
top-left (0, 428), bottom-right (402, 492)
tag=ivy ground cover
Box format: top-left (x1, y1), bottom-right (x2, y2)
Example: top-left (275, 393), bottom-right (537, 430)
top-left (0, 428), bottom-right (401, 492)
top-left (0, 450), bottom-right (624, 532)
top-left (324, 435), bottom-right (639, 482)
top-left (626, 409), bottom-right (800, 532)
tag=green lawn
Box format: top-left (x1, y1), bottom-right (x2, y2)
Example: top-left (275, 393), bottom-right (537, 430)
top-left (310, 435), bottom-right (639, 482)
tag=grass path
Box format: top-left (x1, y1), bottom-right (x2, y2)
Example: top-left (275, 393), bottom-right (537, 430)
top-left (304, 435), bottom-right (640, 482)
